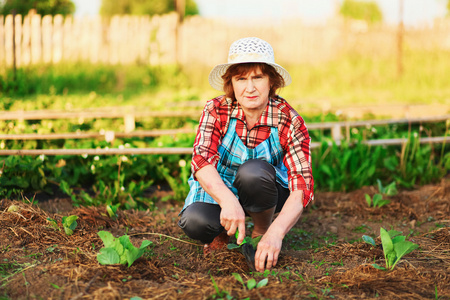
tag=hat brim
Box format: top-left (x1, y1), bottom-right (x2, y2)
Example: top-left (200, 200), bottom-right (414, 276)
top-left (208, 62), bottom-right (292, 92)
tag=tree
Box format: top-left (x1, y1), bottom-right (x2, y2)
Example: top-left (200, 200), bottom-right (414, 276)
top-left (340, 0), bottom-right (383, 23)
top-left (100, 0), bottom-right (199, 17)
top-left (0, 0), bottom-right (75, 16)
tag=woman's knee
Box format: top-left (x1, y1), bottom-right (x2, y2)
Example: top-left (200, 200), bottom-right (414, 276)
top-left (178, 203), bottom-right (223, 243)
top-left (234, 159), bottom-right (276, 188)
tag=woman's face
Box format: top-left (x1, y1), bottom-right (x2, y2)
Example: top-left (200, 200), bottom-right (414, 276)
top-left (231, 67), bottom-right (270, 114)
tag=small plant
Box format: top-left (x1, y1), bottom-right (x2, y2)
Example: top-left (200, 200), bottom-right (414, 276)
top-left (96, 231), bottom-right (152, 267)
top-left (46, 217), bottom-right (60, 231)
top-left (365, 179), bottom-right (397, 208)
top-left (106, 203), bottom-right (120, 220)
top-left (365, 193), bottom-right (390, 208)
top-left (209, 275), bottom-right (233, 300)
top-left (363, 227), bottom-right (418, 270)
top-left (62, 215), bottom-right (78, 236)
top-left (232, 273), bottom-right (268, 290)
top-left (46, 215), bottom-right (78, 235)
top-left (377, 179), bottom-right (398, 196)
top-left (227, 230), bottom-right (261, 250)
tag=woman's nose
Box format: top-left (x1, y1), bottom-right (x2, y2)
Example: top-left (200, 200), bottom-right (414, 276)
top-left (246, 80), bottom-right (256, 92)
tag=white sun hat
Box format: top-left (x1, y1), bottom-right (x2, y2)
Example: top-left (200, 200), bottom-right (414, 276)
top-left (208, 37), bottom-right (292, 91)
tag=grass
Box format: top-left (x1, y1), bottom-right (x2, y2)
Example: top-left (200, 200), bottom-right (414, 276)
top-left (1, 49), bottom-right (450, 113)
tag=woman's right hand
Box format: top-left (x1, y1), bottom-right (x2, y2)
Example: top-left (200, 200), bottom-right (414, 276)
top-left (195, 164), bottom-right (246, 244)
top-left (220, 199), bottom-right (246, 244)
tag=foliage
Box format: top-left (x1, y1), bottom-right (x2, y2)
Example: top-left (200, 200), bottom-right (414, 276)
top-left (232, 273), bottom-right (268, 290)
top-left (376, 179), bottom-right (398, 196)
top-left (157, 159), bottom-right (190, 202)
top-left (0, 64), bottom-right (181, 99)
top-left (364, 179), bottom-right (397, 208)
top-left (106, 203), bottom-right (120, 219)
top-left (45, 215), bottom-right (78, 235)
top-left (62, 215), bottom-right (78, 235)
top-left (96, 231), bottom-right (152, 267)
top-left (363, 228), bottom-right (419, 270)
top-left (100, 0), bottom-right (198, 17)
top-left (227, 230), bottom-right (262, 250)
top-left (339, 0), bottom-right (383, 23)
top-left (365, 193), bottom-right (390, 208)
top-left (0, 0), bottom-right (75, 16)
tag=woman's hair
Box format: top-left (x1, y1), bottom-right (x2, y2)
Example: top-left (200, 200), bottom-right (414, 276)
top-left (221, 63), bottom-right (285, 100)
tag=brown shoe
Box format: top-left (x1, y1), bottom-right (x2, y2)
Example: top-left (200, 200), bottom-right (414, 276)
top-left (203, 231), bottom-right (229, 255)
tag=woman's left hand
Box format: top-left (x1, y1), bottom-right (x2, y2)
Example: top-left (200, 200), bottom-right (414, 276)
top-left (254, 230), bottom-right (282, 272)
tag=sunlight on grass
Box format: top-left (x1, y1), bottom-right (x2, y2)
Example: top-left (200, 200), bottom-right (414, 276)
top-left (2, 49), bottom-right (449, 112)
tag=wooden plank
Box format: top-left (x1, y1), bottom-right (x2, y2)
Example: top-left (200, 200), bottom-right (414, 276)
top-left (0, 136), bottom-right (447, 156)
top-left (0, 128), bottom-right (196, 140)
top-left (30, 14), bottom-right (41, 64)
top-left (0, 147), bottom-right (193, 156)
top-left (42, 15), bottom-right (52, 63)
top-left (0, 110), bottom-right (200, 120)
top-left (310, 136), bottom-right (448, 148)
top-left (4, 14), bottom-right (13, 66)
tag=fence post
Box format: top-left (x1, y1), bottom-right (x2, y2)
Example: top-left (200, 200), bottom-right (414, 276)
top-left (124, 114), bottom-right (136, 133)
top-left (331, 124), bottom-right (342, 142)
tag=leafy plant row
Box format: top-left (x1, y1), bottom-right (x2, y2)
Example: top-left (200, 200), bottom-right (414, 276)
top-left (1, 133), bottom-right (448, 209)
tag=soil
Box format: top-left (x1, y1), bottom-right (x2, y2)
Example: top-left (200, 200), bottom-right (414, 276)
top-left (0, 177), bottom-right (449, 300)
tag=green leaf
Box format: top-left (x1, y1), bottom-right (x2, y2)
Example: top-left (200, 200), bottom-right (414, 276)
top-left (390, 241), bottom-right (419, 270)
top-left (376, 179), bottom-right (384, 193)
top-left (391, 236), bottom-right (406, 244)
top-left (97, 248), bottom-right (120, 265)
top-left (387, 252), bottom-right (397, 269)
top-left (380, 227), bottom-right (394, 265)
top-left (372, 194), bottom-right (383, 206)
top-left (46, 217), bottom-right (60, 231)
top-left (62, 215), bottom-right (78, 230)
top-left (227, 243), bottom-right (241, 250)
top-left (64, 227), bottom-right (74, 236)
top-left (98, 231), bottom-right (116, 248)
top-left (364, 194), bottom-right (372, 207)
top-left (371, 263), bottom-right (387, 270)
top-left (232, 273), bottom-right (244, 285)
top-left (362, 235), bottom-right (376, 246)
top-left (375, 200), bottom-right (391, 208)
top-left (98, 231), bottom-right (124, 257)
top-left (139, 240), bottom-right (152, 249)
top-left (247, 278), bottom-right (257, 290)
top-left (256, 278), bottom-right (269, 288)
top-left (387, 230), bottom-right (402, 238)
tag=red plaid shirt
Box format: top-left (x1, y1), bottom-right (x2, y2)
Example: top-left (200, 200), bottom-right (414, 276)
top-left (191, 95), bottom-right (314, 207)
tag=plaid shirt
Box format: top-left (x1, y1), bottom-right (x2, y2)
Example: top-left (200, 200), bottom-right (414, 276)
top-left (191, 95), bottom-right (314, 207)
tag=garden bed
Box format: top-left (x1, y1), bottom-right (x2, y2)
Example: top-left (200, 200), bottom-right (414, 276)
top-left (1, 177), bottom-right (449, 299)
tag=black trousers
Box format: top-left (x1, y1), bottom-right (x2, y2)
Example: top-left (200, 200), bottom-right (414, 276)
top-left (178, 159), bottom-right (290, 244)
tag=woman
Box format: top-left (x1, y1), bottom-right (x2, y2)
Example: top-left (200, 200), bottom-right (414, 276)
top-left (178, 37), bottom-right (314, 272)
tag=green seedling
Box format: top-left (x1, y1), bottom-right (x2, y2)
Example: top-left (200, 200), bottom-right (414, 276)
top-left (46, 217), bottom-right (60, 231)
top-left (227, 230), bottom-right (261, 250)
top-left (363, 227), bottom-right (418, 270)
top-left (377, 179), bottom-right (398, 196)
top-left (232, 273), bottom-right (268, 290)
top-left (365, 193), bottom-right (390, 208)
top-left (96, 231), bottom-right (152, 267)
top-left (210, 275), bottom-right (232, 299)
top-left (62, 215), bottom-right (78, 236)
top-left (106, 203), bottom-right (120, 220)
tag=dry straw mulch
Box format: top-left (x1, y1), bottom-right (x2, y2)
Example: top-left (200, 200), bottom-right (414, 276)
top-left (0, 181), bottom-right (449, 300)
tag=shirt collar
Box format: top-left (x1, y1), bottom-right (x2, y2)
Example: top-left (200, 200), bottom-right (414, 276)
top-left (229, 97), bottom-right (280, 128)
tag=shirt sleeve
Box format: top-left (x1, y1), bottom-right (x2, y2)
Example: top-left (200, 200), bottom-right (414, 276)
top-left (191, 102), bottom-right (222, 176)
top-left (283, 115), bottom-right (314, 207)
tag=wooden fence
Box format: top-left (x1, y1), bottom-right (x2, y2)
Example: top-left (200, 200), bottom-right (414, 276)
top-left (0, 108), bottom-right (448, 156)
top-left (1, 11), bottom-right (450, 68)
